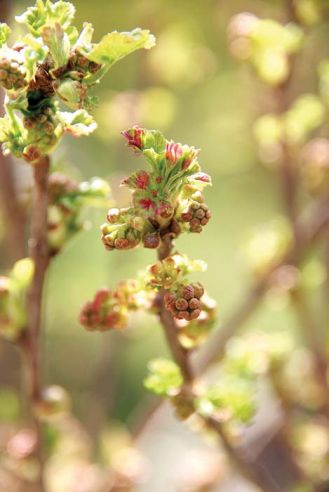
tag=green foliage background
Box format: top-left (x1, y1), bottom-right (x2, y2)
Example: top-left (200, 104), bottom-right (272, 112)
top-left (1, 0), bottom-right (328, 431)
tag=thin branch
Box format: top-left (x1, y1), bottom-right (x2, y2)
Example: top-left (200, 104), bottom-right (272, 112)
top-left (0, 2), bottom-right (26, 264)
top-left (22, 155), bottom-right (50, 492)
top-left (156, 236), bottom-right (276, 492)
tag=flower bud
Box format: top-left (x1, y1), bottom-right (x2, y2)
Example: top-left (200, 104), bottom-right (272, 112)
top-left (122, 126), bottom-right (145, 151)
top-left (164, 282), bottom-right (205, 321)
top-left (34, 385), bottom-right (71, 420)
top-left (143, 232), bottom-right (160, 249)
top-left (180, 201), bottom-right (211, 233)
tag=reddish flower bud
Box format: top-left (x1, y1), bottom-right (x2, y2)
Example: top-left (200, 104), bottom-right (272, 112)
top-left (122, 126), bottom-right (145, 150)
top-left (135, 170), bottom-right (150, 189)
top-left (143, 232), bottom-right (160, 249)
top-left (175, 298), bottom-right (189, 311)
top-left (166, 140), bottom-right (183, 163)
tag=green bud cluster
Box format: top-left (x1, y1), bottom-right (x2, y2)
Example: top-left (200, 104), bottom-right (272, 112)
top-left (228, 13), bottom-right (304, 85)
top-left (101, 207), bottom-right (154, 251)
top-left (48, 173), bottom-right (110, 255)
top-left (100, 127), bottom-right (212, 253)
top-left (0, 1), bottom-right (155, 164)
top-left (0, 49), bottom-right (27, 91)
top-left (0, 259), bottom-right (34, 341)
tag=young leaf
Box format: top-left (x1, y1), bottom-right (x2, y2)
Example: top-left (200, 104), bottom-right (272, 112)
top-left (58, 109), bottom-right (97, 137)
top-left (86, 28), bottom-right (155, 67)
top-left (16, 0), bottom-right (75, 37)
top-left (144, 358), bottom-right (183, 396)
top-left (41, 23), bottom-right (70, 68)
top-left (0, 23), bottom-right (11, 48)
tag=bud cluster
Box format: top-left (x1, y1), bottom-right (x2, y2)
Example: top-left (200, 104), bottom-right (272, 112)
top-left (176, 293), bottom-right (217, 348)
top-left (0, 2), bottom-right (154, 164)
top-left (48, 173), bottom-right (110, 255)
top-left (101, 207), bottom-right (151, 251)
top-left (100, 127), bottom-right (212, 253)
top-left (147, 254), bottom-right (206, 291)
top-left (164, 282), bottom-right (205, 321)
top-left (121, 127), bottom-right (208, 229)
top-left (22, 105), bottom-right (60, 162)
top-left (0, 50), bottom-right (27, 91)
top-left (79, 280), bottom-right (145, 332)
top-left (180, 200), bottom-right (211, 233)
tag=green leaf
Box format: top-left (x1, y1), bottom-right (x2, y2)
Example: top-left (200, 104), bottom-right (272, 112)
top-left (74, 22), bottom-right (94, 51)
top-left (41, 23), bottom-right (70, 68)
top-left (23, 34), bottom-right (49, 80)
top-left (10, 258), bottom-right (34, 289)
top-left (0, 23), bottom-right (11, 48)
top-left (196, 379), bottom-right (256, 424)
top-left (16, 0), bottom-right (75, 37)
top-left (144, 358), bottom-right (183, 396)
top-left (58, 109), bottom-right (97, 137)
top-left (86, 28), bottom-right (155, 67)
top-left (78, 177), bottom-right (111, 207)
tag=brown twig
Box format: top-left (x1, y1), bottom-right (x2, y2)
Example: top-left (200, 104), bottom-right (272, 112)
top-left (0, 4), bottom-right (26, 264)
top-left (156, 235), bottom-right (278, 492)
top-left (23, 155), bottom-right (50, 492)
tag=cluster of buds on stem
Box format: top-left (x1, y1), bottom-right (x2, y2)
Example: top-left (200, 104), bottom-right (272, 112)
top-left (101, 207), bottom-right (155, 251)
top-left (48, 173), bottom-right (110, 255)
top-left (164, 282), bottom-right (205, 321)
top-left (180, 200), bottom-right (211, 233)
top-left (0, 1), bottom-right (155, 163)
top-left (100, 127), bottom-right (212, 253)
top-left (79, 280), bottom-right (143, 332)
top-left (0, 49), bottom-right (27, 91)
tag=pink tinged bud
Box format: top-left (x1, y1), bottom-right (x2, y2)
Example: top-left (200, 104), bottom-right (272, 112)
top-left (107, 208), bottom-right (120, 223)
top-left (190, 309), bottom-right (201, 320)
top-left (156, 202), bottom-right (173, 218)
top-left (164, 292), bottom-right (176, 308)
top-left (181, 213), bottom-right (193, 222)
top-left (143, 233), bottom-right (160, 249)
top-left (139, 198), bottom-right (155, 210)
top-left (182, 285), bottom-right (195, 300)
top-left (135, 171), bottom-right (150, 190)
top-left (165, 140), bottom-right (183, 164)
top-left (175, 298), bottom-right (189, 311)
top-left (193, 172), bottom-right (211, 183)
top-left (122, 126), bottom-right (144, 150)
top-left (105, 312), bottom-right (121, 329)
top-left (189, 298), bottom-right (201, 310)
top-left (93, 288), bottom-right (110, 310)
top-left (181, 148), bottom-right (200, 170)
top-left (114, 238), bottom-right (131, 249)
top-left (23, 145), bottom-right (42, 163)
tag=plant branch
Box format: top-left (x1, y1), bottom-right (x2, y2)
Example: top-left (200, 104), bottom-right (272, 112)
top-left (22, 155), bottom-right (50, 492)
top-left (156, 236), bottom-right (277, 491)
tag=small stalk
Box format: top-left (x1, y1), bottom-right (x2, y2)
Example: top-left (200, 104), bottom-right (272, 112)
top-left (156, 235), bottom-right (276, 492)
top-left (24, 155), bottom-right (50, 492)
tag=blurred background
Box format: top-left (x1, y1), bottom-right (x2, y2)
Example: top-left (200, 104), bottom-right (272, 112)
top-left (1, 0), bottom-right (329, 490)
